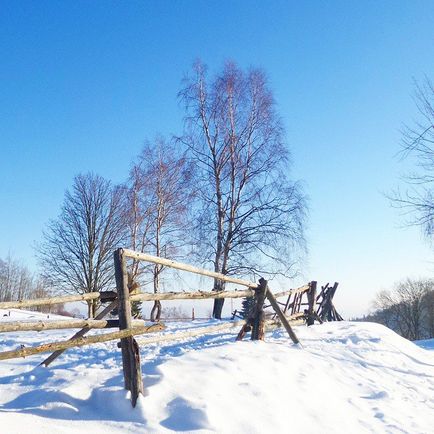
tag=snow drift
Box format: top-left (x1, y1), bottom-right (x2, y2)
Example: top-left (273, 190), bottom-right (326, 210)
top-left (0, 310), bottom-right (433, 433)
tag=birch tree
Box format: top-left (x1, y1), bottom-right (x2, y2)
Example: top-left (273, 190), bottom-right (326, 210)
top-left (124, 139), bottom-right (193, 321)
top-left (179, 61), bottom-right (306, 318)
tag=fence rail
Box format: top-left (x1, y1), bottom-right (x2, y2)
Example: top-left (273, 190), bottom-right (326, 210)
top-left (123, 249), bottom-right (257, 288)
top-left (0, 318), bottom-right (145, 333)
top-left (0, 292), bottom-right (102, 309)
top-left (0, 323), bottom-right (165, 361)
top-left (129, 287), bottom-right (309, 302)
top-left (0, 286), bottom-right (309, 310)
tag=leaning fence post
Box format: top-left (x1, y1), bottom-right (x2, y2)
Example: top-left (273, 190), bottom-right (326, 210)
top-left (114, 248), bottom-right (144, 407)
top-left (266, 288), bottom-right (300, 344)
top-left (306, 281), bottom-right (317, 326)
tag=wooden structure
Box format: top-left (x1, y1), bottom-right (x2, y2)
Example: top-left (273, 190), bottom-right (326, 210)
top-left (272, 281), bottom-right (343, 324)
top-left (316, 282), bottom-right (343, 321)
top-left (116, 249), bottom-right (305, 405)
top-left (0, 247), bottom-right (341, 407)
top-left (236, 278), bottom-right (302, 344)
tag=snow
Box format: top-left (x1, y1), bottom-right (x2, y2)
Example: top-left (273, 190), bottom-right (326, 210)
top-left (0, 311), bottom-right (433, 433)
top-left (1, 308), bottom-right (73, 322)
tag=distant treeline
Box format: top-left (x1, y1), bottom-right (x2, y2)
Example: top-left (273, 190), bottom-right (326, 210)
top-left (0, 254), bottom-right (73, 316)
top-left (355, 278), bottom-right (434, 341)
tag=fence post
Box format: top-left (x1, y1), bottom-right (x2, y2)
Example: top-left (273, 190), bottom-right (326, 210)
top-left (307, 281), bottom-right (317, 326)
top-left (251, 278), bottom-right (268, 340)
top-left (114, 248), bottom-right (144, 407)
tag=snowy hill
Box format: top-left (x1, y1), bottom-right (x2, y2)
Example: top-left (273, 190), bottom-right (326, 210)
top-left (0, 320), bottom-right (433, 433)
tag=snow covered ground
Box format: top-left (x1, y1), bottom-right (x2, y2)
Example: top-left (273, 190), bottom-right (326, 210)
top-left (0, 309), bottom-right (433, 433)
top-left (0, 308), bottom-right (72, 322)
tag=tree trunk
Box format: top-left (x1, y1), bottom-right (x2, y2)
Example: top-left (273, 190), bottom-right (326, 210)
top-left (212, 298), bottom-right (225, 319)
top-left (150, 263), bottom-right (162, 322)
top-left (87, 300), bottom-right (96, 319)
top-left (150, 300), bottom-right (162, 321)
top-left (212, 279), bottom-right (225, 319)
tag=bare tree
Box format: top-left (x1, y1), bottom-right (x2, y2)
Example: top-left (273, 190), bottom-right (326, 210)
top-left (391, 77), bottom-right (434, 236)
top-left (0, 254), bottom-right (55, 313)
top-left (29, 277), bottom-right (53, 313)
top-left (0, 254), bottom-right (34, 302)
top-left (124, 139), bottom-right (193, 321)
top-left (160, 305), bottom-right (190, 320)
top-left (373, 278), bottom-right (433, 340)
top-left (37, 173), bottom-right (126, 318)
top-left (179, 61), bottom-right (306, 318)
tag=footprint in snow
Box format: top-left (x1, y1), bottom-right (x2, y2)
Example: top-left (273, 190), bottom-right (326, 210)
top-left (361, 390), bottom-right (389, 400)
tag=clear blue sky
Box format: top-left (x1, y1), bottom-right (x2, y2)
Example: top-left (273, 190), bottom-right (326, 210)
top-left (1, 0), bottom-right (434, 317)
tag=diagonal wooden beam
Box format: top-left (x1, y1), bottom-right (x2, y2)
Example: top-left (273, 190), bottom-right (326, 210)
top-left (266, 288), bottom-right (300, 345)
top-left (1, 323), bottom-right (165, 361)
top-left (40, 299), bottom-right (118, 367)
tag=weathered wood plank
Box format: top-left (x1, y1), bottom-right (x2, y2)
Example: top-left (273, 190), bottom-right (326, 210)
top-left (306, 281), bottom-right (317, 326)
top-left (129, 287), bottom-right (308, 302)
top-left (0, 318), bottom-right (145, 333)
top-left (123, 249), bottom-right (258, 288)
top-left (319, 282), bottom-right (339, 321)
top-left (0, 314), bottom-right (307, 362)
top-left (316, 283), bottom-right (329, 302)
top-left (0, 292), bottom-right (101, 309)
top-left (251, 278), bottom-right (268, 341)
top-left (130, 289), bottom-right (254, 301)
top-left (0, 323), bottom-right (165, 361)
top-left (0, 285), bottom-right (307, 311)
top-left (114, 248), bottom-right (144, 407)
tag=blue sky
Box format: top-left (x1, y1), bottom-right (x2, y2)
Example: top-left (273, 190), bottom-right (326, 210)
top-left (1, 1), bottom-right (434, 317)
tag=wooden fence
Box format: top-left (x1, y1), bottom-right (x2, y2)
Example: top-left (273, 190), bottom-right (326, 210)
top-left (0, 247), bottom-right (340, 407)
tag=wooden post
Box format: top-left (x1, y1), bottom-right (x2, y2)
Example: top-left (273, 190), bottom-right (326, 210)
top-left (319, 282), bottom-right (339, 321)
top-left (316, 283), bottom-right (329, 303)
top-left (306, 281), bottom-right (317, 326)
top-left (251, 278), bottom-right (268, 341)
top-left (282, 293), bottom-right (292, 314)
top-left (293, 294), bottom-right (298, 314)
top-left (236, 278), bottom-right (266, 341)
top-left (114, 248), bottom-right (144, 407)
